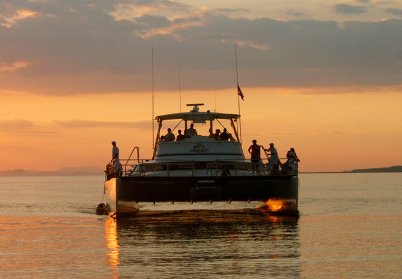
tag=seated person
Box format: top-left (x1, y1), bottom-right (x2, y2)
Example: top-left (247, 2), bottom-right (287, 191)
top-left (164, 128), bottom-right (175, 141)
top-left (287, 148), bottom-right (300, 162)
top-left (283, 148), bottom-right (300, 167)
top-left (208, 128), bottom-right (215, 138)
top-left (214, 129), bottom-right (221, 140)
top-left (176, 129), bottom-right (186, 141)
top-left (220, 128), bottom-right (231, 141)
top-left (281, 148), bottom-right (300, 174)
top-left (184, 123), bottom-right (198, 137)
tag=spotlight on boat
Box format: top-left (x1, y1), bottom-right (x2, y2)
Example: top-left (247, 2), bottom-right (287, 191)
top-left (265, 198), bottom-right (298, 216)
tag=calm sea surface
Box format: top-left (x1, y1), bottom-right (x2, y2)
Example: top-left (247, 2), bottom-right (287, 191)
top-left (0, 173), bottom-right (401, 278)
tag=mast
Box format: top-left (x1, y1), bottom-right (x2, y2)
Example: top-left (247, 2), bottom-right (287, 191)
top-left (152, 46), bottom-right (155, 149)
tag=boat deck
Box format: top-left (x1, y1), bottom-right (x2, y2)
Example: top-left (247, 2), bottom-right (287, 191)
top-left (105, 159), bottom-right (298, 180)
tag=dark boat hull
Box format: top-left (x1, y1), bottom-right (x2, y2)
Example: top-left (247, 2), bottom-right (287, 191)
top-left (104, 175), bottom-right (298, 215)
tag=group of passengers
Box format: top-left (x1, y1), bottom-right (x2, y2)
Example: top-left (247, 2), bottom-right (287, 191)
top-left (248, 140), bottom-right (300, 174)
top-left (208, 128), bottom-right (234, 141)
top-left (161, 124), bottom-right (234, 142)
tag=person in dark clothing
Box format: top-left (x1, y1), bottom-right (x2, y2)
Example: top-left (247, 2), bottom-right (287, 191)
top-left (248, 139), bottom-right (262, 173)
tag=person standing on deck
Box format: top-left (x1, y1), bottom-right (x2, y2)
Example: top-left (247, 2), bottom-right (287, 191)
top-left (111, 141), bottom-right (122, 176)
top-left (265, 142), bottom-right (280, 174)
top-left (248, 139), bottom-right (262, 173)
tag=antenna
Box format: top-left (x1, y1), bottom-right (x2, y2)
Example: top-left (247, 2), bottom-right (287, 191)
top-left (179, 70), bottom-right (182, 113)
top-left (214, 86), bottom-right (217, 112)
top-left (186, 103), bottom-right (204, 112)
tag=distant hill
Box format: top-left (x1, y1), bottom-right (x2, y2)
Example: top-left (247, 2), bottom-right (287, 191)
top-left (350, 165), bottom-right (402, 173)
top-left (0, 166), bottom-right (104, 176)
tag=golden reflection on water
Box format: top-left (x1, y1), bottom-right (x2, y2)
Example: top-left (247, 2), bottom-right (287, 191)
top-left (103, 209), bottom-right (301, 278)
top-left (104, 217), bottom-right (120, 272)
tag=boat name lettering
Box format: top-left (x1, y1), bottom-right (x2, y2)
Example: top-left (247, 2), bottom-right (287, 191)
top-left (191, 144), bottom-right (208, 153)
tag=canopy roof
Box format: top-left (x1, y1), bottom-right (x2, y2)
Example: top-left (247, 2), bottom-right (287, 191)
top-left (156, 104), bottom-right (240, 123)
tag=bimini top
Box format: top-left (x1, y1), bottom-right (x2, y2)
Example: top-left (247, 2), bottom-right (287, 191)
top-left (156, 104), bottom-right (240, 123)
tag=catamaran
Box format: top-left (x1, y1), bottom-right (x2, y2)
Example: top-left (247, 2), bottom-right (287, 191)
top-left (99, 103), bottom-right (299, 216)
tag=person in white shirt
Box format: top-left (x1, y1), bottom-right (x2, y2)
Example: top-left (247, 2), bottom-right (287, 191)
top-left (264, 142), bottom-right (281, 174)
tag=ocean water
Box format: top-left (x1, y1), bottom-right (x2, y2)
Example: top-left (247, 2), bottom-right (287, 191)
top-left (0, 173), bottom-right (401, 278)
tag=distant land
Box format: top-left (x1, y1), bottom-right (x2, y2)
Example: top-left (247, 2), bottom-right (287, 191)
top-left (0, 167), bottom-right (104, 176)
top-left (302, 165), bottom-right (402, 173)
top-left (349, 165), bottom-right (402, 173)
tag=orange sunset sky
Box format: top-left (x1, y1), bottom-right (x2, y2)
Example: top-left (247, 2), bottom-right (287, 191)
top-left (1, 0), bottom-right (402, 172)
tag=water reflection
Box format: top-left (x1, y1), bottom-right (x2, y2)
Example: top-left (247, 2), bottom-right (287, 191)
top-left (105, 210), bottom-right (301, 278)
top-left (104, 217), bottom-right (120, 271)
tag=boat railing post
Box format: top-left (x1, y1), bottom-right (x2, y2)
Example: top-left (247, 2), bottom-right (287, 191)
top-left (244, 160), bottom-right (247, 176)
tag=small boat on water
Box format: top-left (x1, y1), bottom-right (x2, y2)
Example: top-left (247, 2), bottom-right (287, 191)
top-left (101, 103), bottom-right (299, 216)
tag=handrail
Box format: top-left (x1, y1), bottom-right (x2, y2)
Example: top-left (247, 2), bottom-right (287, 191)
top-left (123, 146), bottom-right (140, 175)
top-left (125, 146), bottom-right (140, 166)
top-left (106, 156), bottom-right (298, 180)
top-left (122, 158), bottom-right (295, 173)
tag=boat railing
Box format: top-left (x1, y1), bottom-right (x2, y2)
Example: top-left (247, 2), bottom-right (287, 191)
top-left (124, 146), bottom-right (140, 169)
top-left (105, 157), bottom-right (298, 180)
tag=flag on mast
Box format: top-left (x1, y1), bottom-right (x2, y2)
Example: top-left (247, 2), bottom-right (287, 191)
top-left (237, 84), bottom-right (244, 100)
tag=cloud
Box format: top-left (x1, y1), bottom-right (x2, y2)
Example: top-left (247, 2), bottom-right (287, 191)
top-left (0, 0), bottom-right (402, 95)
top-left (134, 15), bottom-right (205, 39)
top-left (110, 1), bottom-right (191, 21)
top-left (222, 39), bottom-right (270, 51)
top-left (0, 8), bottom-right (38, 28)
top-left (385, 8), bottom-right (402, 17)
top-left (0, 60), bottom-right (34, 72)
top-left (0, 119), bottom-right (53, 136)
top-left (0, 119), bottom-right (34, 129)
top-left (53, 119), bottom-right (151, 129)
top-left (284, 10), bottom-right (306, 18)
top-left (333, 4), bottom-right (367, 14)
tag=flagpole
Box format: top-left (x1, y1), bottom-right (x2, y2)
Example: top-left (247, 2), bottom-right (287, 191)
top-left (235, 44), bottom-right (242, 143)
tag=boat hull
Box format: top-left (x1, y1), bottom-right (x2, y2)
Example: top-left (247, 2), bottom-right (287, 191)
top-left (103, 175), bottom-right (298, 215)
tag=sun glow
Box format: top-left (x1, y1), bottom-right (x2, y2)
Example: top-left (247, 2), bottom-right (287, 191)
top-left (0, 87), bottom-right (402, 172)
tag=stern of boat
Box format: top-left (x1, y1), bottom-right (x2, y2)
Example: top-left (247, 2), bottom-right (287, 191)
top-left (103, 178), bottom-right (139, 215)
